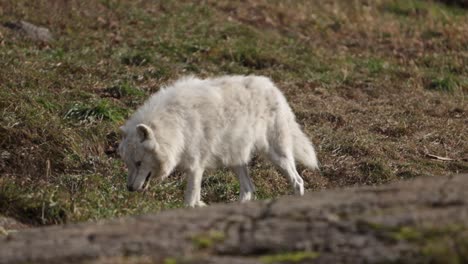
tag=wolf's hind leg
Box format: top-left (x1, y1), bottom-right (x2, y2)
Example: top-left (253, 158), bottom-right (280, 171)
top-left (184, 168), bottom-right (206, 207)
top-left (268, 150), bottom-right (305, 196)
top-left (232, 165), bottom-right (255, 202)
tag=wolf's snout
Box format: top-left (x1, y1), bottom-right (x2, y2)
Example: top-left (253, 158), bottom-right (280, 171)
top-left (127, 185), bottom-right (136, 192)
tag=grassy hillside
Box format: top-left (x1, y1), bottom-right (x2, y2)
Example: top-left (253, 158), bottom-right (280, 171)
top-left (0, 0), bottom-right (466, 226)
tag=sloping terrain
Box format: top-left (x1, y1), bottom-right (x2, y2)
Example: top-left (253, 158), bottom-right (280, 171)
top-left (1, 174), bottom-right (467, 264)
top-left (0, 0), bottom-right (466, 227)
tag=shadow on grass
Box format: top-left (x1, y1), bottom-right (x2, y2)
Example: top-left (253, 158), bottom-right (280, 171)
top-left (0, 187), bottom-right (67, 226)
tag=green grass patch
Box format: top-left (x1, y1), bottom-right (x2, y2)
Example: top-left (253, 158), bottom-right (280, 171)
top-left (220, 39), bottom-right (281, 70)
top-left (201, 170), bottom-right (240, 203)
top-left (0, 179), bottom-right (68, 225)
top-left (64, 99), bottom-right (128, 123)
top-left (425, 76), bottom-right (458, 93)
top-left (121, 51), bottom-right (152, 66)
top-left (421, 29), bottom-right (444, 40)
top-left (351, 57), bottom-right (389, 76)
top-left (359, 159), bottom-right (393, 184)
top-left (0, 172), bottom-right (185, 224)
top-left (365, 58), bottom-right (387, 75)
top-left (103, 83), bottom-right (145, 99)
top-left (382, 0), bottom-right (429, 17)
top-left (36, 97), bottom-right (60, 112)
top-left (382, 0), bottom-right (466, 18)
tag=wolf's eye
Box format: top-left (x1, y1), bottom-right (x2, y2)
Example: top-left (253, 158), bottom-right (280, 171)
top-left (136, 161), bottom-right (142, 167)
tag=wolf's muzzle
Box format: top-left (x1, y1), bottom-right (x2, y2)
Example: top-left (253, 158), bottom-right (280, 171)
top-left (127, 184), bottom-right (136, 192)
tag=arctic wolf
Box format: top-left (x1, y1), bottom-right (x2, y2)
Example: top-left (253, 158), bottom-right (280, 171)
top-left (119, 75), bottom-right (319, 207)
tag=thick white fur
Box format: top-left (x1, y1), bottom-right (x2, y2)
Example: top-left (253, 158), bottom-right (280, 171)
top-left (119, 75), bottom-right (319, 207)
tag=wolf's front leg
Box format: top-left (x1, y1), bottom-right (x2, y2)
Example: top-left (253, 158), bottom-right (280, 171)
top-left (184, 168), bottom-right (206, 207)
top-left (232, 165), bottom-right (255, 202)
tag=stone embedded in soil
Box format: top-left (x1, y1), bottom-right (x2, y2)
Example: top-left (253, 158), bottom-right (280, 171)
top-left (3, 21), bottom-right (53, 43)
top-left (0, 216), bottom-right (29, 232)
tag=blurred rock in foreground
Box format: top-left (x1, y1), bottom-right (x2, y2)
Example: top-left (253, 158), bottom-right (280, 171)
top-left (1, 174), bottom-right (467, 264)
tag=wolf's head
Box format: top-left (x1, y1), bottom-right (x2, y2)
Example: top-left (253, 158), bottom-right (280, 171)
top-left (118, 124), bottom-right (160, 192)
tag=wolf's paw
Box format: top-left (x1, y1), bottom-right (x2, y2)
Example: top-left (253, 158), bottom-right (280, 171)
top-left (240, 191), bottom-right (253, 202)
top-left (294, 182), bottom-right (304, 196)
top-left (195, 200), bottom-right (207, 207)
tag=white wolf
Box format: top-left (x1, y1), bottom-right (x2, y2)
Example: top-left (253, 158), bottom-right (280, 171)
top-left (118, 75), bottom-right (319, 207)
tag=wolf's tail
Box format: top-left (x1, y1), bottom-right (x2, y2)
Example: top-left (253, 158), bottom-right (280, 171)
top-left (292, 123), bottom-right (319, 170)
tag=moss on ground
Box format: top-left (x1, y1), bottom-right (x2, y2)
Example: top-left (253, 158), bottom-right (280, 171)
top-left (192, 230), bottom-right (226, 250)
top-left (259, 251), bottom-right (320, 264)
top-left (363, 221), bottom-right (468, 263)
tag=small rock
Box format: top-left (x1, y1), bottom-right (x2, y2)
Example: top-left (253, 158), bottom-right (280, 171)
top-left (3, 20), bottom-right (53, 43)
top-left (0, 151), bottom-right (10, 160)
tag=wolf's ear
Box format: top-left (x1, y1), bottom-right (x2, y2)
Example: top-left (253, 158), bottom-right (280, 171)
top-left (136, 124), bottom-right (154, 142)
top-left (119, 126), bottom-right (127, 138)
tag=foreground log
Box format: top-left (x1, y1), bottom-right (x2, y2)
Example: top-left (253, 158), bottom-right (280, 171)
top-left (1, 174), bottom-right (467, 264)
